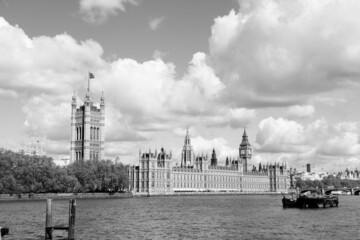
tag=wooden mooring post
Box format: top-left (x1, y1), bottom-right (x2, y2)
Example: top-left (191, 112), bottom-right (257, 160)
top-left (0, 226), bottom-right (10, 240)
top-left (68, 199), bottom-right (76, 240)
top-left (45, 199), bottom-right (76, 240)
top-left (45, 199), bottom-right (53, 239)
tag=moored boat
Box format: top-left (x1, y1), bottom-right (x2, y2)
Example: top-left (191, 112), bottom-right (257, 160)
top-left (282, 189), bottom-right (339, 208)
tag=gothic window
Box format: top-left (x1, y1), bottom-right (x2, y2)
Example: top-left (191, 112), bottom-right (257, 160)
top-left (97, 128), bottom-right (99, 140)
top-left (90, 151), bottom-right (92, 160)
top-left (76, 127), bottom-right (78, 140)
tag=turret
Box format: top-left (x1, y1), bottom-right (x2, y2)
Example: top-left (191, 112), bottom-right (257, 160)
top-left (70, 92), bottom-right (77, 162)
top-left (181, 126), bottom-right (194, 167)
top-left (211, 148), bottom-right (217, 166)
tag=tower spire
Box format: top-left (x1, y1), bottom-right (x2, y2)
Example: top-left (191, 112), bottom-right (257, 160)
top-left (181, 125), bottom-right (194, 167)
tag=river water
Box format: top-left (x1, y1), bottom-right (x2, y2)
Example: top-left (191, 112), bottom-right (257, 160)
top-left (0, 195), bottom-right (359, 239)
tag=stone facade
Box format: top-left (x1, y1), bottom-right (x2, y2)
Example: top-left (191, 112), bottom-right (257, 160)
top-left (129, 129), bottom-right (289, 196)
top-left (70, 90), bottom-right (105, 162)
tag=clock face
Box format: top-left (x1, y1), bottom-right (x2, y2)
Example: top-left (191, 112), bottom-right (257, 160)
top-left (248, 149), bottom-right (252, 154)
top-left (241, 150), bottom-right (245, 154)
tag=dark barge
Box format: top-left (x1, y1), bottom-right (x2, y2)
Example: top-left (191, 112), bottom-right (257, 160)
top-left (282, 189), bottom-right (339, 208)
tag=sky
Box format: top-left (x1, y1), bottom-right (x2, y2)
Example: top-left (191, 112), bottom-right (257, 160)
top-left (1, 0), bottom-right (360, 172)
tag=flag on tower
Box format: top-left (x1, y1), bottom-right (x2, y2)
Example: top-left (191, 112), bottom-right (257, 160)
top-left (89, 72), bottom-right (95, 79)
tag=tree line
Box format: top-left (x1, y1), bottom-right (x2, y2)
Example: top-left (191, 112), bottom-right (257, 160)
top-left (294, 175), bottom-right (360, 189)
top-left (0, 148), bottom-right (129, 195)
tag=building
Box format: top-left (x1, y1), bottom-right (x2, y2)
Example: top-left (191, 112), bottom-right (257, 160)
top-left (70, 81), bottom-right (105, 162)
top-left (129, 129), bottom-right (289, 196)
top-left (19, 141), bottom-right (45, 157)
top-left (338, 169), bottom-right (360, 180)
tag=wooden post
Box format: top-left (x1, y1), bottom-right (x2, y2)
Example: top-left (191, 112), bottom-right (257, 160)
top-left (68, 199), bottom-right (76, 240)
top-left (45, 199), bottom-right (53, 240)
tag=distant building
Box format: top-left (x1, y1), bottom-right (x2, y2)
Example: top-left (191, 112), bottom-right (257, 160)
top-left (129, 128), bottom-right (289, 196)
top-left (338, 169), bottom-right (360, 180)
top-left (306, 164), bottom-right (311, 173)
top-left (19, 141), bottom-right (45, 157)
top-left (70, 79), bottom-right (105, 162)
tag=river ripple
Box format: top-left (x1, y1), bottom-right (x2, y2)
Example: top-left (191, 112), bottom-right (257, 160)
top-left (0, 195), bottom-right (359, 239)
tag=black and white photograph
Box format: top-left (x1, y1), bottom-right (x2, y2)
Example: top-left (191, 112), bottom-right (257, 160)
top-left (0, 0), bottom-right (360, 239)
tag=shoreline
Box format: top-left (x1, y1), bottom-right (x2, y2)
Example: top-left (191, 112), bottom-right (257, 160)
top-left (0, 192), bottom-right (133, 201)
top-left (133, 191), bottom-right (285, 197)
top-left (0, 191), bottom-right (287, 201)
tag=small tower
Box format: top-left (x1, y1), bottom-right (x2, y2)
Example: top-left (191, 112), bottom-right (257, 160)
top-left (70, 92), bottom-right (77, 162)
top-left (99, 91), bottom-right (105, 161)
top-left (210, 148), bottom-right (217, 166)
top-left (239, 127), bottom-right (252, 172)
top-left (181, 126), bottom-right (194, 167)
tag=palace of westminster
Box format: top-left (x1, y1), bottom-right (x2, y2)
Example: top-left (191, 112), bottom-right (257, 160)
top-left (70, 85), bottom-right (289, 195)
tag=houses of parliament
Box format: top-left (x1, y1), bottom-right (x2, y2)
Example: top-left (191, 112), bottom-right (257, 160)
top-left (68, 78), bottom-right (289, 195)
top-left (129, 128), bottom-right (289, 196)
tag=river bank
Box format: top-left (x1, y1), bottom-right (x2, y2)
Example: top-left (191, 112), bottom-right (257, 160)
top-left (0, 192), bottom-right (133, 201)
top-left (0, 190), bottom-right (285, 201)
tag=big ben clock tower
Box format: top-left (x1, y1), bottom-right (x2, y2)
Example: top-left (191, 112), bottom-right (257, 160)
top-left (239, 127), bottom-right (252, 172)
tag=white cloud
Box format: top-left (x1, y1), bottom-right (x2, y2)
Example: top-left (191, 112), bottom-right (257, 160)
top-left (256, 117), bottom-right (307, 153)
top-left (318, 132), bottom-right (360, 156)
top-left (0, 17), bottom-right (244, 160)
top-left (152, 49), bottom-right (168, 60)
top-left (228, 108), bottom-right (256, 128)
top-left (79, 0), bottom-right (139, 24)
top-left (208, 0), bottom-right (360, 108)
top-left (256, 117), bottom-right (360, 170)
top-left (148, 16), bottom-right (165, 31)
top-left (0, 88), bottom-right (17, 99)
top-left (191, 136), bottom-right (237, 162)
top-left (173, 127), bottom-right (197, 138)
top-left (286, 105), bottom-right (315, 119)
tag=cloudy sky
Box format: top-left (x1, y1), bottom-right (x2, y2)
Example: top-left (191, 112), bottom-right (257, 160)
top-left (1, 0), bottom-right (360, 172)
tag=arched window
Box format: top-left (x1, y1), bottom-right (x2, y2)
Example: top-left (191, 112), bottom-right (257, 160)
top-left (76, 127), bottom-right (78, 140)
top-left (76, 151), bottom-right (78, 161)
top-left (79, 127), bottom-right (82, 140)
top-left (97, 128), bottom-right (99, 140)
